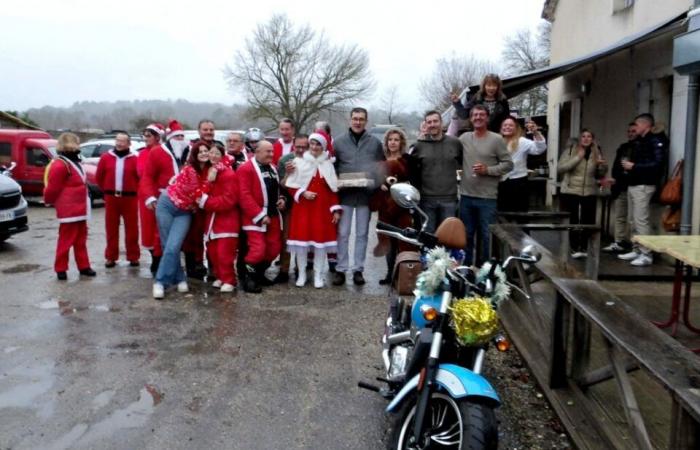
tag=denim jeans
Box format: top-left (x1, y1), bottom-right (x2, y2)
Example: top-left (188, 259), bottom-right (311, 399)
top-left (155, 194), bottom-right (192, 286)
top-left (459, 195), bottom-right (497, 265)
top-left (337, 205), bottom-right (370, 273)
top-left (419, 198), bottom-right (457, 233)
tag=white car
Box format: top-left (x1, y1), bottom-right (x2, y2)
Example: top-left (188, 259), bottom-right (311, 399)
top-left (80, 138), bottom-right (145, 165)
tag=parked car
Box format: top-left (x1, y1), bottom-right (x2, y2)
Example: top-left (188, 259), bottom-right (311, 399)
top-left (369, 124), bottom-right (405, 143)
top-left (0, 162), bottom-right (29, 242)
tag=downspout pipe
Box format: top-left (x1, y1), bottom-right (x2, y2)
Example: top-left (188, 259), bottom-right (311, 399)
top-left (680, 2), bottom-right (700, 235)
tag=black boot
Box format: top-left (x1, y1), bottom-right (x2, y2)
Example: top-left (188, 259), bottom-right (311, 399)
top-left (185, 252), bottom-right (205, 280)
top-left (243, 264), bottom-right (262, 294)
top-left (256, 263), bottom-right (274, 286)
top-left (150, 252), bottom-right (161, 276)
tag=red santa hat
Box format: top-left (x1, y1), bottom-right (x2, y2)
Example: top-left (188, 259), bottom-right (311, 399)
top-left (314, 129), bottom-right (334, 155)
top-left (166, 119), bottom-right (185, 141)
top-left (309, 132), bottom-right (328, 151)
top-left (144, 122), bottom-right (165, 138)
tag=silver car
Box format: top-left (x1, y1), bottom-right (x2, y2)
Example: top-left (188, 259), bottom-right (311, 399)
top-left (0, 162), bottom-right (29, 242)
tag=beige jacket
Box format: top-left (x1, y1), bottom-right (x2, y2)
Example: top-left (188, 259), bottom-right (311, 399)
top-left (557, 145), bottom-right (607, 196)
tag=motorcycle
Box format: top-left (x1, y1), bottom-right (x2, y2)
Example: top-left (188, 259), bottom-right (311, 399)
top-left (359, 183), bottom-right (541, 450)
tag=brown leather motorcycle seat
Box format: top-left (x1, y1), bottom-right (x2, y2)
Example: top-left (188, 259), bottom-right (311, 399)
top-left (435, 217), bottom-right (466, 249)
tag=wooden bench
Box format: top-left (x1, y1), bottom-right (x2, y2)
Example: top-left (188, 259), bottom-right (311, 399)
top-left (490, 223), bottom-right (700, 450)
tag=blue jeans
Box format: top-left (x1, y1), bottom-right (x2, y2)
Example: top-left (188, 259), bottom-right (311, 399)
top-left (155, 194), bottom-right (192, 286)
top-left (419, 198), bottom-right (457, 233)
top-left (337, 205), bottom-right (370, 273)
top-left (459, 196), bottom-right (497, 265)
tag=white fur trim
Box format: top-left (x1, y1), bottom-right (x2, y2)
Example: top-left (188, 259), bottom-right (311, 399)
top-left (286, 239), bottom-right (338, 248)
top-left (294, 188), bottom-right (306, 203)
top-left (330, 205), bottom-right (342, 213)
top-left (58, 215), bottom-right (88, 223)
top-left (252, 209), bottom-right (267, 224)
top-left (208, 232), bottom-right (239, 240)
top-left (146, 196), bottom-right (157, 206)
top-left (198, 194), bottom-right (208, 209)
top-left (308, 133), bottom-right (327, 151)
top-left (160, 143), bottom-right (179, 175)
top-left (111, 151), bottom-right (126, 192)
top-left (242, 224), bottom-right (266, 232)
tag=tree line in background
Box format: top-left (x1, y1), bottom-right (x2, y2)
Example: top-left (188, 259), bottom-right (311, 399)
top-left (17, 15), bottom-right (550, 134)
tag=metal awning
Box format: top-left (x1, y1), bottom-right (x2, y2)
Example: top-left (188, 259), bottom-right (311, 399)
top-left (445, 11), bottom-right (688, 119)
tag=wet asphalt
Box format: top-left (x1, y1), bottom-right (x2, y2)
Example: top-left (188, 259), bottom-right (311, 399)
top-left (0, 205), bottom-right (390, 449)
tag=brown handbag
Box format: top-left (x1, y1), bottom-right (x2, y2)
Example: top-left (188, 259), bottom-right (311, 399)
top-left (660, 160), bottom-right (683, 205)
top-left (392, 251), bottom-right (422, 295)
top-left (662, 207), bottom-right (681, 232)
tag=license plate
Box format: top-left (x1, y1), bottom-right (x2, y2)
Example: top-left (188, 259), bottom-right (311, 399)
top-left (0, 210), bottom-right (14, 222)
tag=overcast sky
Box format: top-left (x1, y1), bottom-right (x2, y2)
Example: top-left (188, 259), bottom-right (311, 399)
top-left (2, 0), bottom-right (546, 112)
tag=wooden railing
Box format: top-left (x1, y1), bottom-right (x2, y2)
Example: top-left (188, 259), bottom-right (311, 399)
top-left (491, 223), bottom-right (700, 449)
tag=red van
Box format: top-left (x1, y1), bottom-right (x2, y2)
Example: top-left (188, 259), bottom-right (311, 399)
top-left (0, 130), bottom-right (99, 199)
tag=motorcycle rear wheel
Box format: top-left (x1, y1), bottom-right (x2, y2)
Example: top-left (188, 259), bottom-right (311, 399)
top-left (387, 392), bottom-right (497, 450)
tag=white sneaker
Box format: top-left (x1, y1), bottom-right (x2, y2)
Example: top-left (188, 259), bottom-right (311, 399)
top-left (630, 254), bottom-right (653, 267)
top-left (177, 281), bottom-right (189, 293)
top-left (602, 242), bottom-right (625, 252)
top-left (314, 272), bottom-right (324, 289)
top-left (571, 251), bottom-right (587, 259)
top-left (153, 283), bottom-right (164, 299)
top-left (618, 251), bottom-right (640, 261)
top-left (220, 283), bottom-right (235, 292)
top-left (212, 279), bottom-right (222, 288)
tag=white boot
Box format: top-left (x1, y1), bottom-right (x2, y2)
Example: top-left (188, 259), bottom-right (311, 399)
top-left (295, 252), bottom-right (308, 287)
top-left (313, 249), bottom-right (325, 289)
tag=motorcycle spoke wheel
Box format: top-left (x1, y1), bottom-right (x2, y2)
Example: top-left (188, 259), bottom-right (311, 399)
top-left (397, 393), bottom-right (463, 449)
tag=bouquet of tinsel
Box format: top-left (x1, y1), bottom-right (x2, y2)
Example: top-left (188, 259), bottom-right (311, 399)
top-left (413, 247), bottom-right (452, 298)
top-left (450, 296), bottom-right (499, 346)
top-left (476, 262), bottom-right (511, 306)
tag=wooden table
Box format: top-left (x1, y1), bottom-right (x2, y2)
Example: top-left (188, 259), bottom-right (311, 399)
top-left (633, 235), bottom-right (700, 350)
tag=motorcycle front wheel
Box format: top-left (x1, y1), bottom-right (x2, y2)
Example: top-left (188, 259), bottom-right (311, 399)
top-left (387, 392), bottom-right (497, 450)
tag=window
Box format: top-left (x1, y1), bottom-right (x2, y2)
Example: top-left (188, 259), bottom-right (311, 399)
top-left (94, 144), bottom-right (113, 157)
top-left (0, 142), bottom-right (12, 166)
top-left (80, 144), bottom-right (98, 159)
top-left (612, 0), bottom-right (634, 13)
top-left (26, 148), bottom-right (50, 167)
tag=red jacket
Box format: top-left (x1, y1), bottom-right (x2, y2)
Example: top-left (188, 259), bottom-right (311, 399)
top-left (237, 159), bottom-right (281, 232)
top-left (95, 150), bottom-right (139, 194)
top-left (142, 143), bottom-right (180, 205)
top-left (272, 139), bottom-right (295, 166)
top-left (201, 164), bottom-right (240, 239)
top-left (44, 156), bottom-right (89, 222)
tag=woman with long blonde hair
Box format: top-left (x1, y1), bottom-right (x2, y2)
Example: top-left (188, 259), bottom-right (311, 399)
top-left (497, 116), bottom-right (546, 212)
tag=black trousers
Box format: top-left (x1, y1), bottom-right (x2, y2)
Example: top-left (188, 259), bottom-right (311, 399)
top-left (497, 177), bottom-right (530, 213)
top-left (559, 194), bottom-right (597, 252)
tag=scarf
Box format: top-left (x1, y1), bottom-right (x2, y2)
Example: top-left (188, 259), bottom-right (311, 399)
top-left (284, 151), bottom-right (338, 192)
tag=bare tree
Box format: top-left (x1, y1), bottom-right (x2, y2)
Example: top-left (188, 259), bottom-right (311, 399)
top-left (379, 85), bottom-right (402, 124)
top-left (418, 54), bottom-right (498, 111)
top-left (501, 22), bottom-right (551, 117)
top-left (224, 14), bottom-right (374, 132)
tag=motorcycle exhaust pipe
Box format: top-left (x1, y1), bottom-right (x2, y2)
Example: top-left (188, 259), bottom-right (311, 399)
top-left (357, 381), bottom-right (381, 392)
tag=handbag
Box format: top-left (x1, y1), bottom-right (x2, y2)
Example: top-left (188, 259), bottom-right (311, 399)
top-left (662, 207), bottom-right (681, 232)
top-left (392, 251), bottom-right (422, 295)
top-left (660, 160), bottom-right (683, 205)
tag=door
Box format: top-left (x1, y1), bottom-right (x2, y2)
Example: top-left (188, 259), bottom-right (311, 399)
top-left (22, 146), bottom-right (52, 196)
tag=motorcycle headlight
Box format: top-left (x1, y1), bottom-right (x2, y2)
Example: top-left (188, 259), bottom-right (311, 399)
top-left (420, 304), bottom-right (438, 322)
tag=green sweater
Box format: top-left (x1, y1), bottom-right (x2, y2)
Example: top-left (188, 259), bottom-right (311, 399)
top-left (458, 131), bottom-right (513, 199)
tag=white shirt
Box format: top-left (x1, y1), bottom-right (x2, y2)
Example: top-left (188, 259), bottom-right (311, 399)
top-left (503, 137), bottom-right (547, 180)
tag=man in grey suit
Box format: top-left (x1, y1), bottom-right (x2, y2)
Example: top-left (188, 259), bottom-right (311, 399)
top-left (332, 107), bottom-right (385, 285)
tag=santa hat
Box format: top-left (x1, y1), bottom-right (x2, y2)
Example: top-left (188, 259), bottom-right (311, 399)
top-left (166, 119), bottom-right (185, 141)
top-left (314, 128), bottom-right (334, 156)
top-left (144, 122), bottom-right (165, 138)
top-left (309, 132), bottom-right (328, 151)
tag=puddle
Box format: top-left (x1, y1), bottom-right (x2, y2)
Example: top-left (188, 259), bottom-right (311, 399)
top-left (0, 362), bottom-right (55, 415)
top-left (92, 390), bottom-right (116, 410)
top-left (2, 263), bottom-right (41, 274)
top-left (4, 346), bottom-right (20, 353)
top-left (36, 299), bottom-right (119, 315)
top-left (46, 385), bottom-right (160, 449)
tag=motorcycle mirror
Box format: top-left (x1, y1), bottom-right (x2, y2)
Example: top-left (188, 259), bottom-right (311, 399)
top-left (519, 245), bottom-right (542, 263)
top-left (390, 183), bottom-right (420, 209)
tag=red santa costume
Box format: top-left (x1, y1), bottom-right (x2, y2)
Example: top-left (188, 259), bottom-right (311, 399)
top-left (237, 155), bottom-right (284, 292)
top-left (198, 162), bottom-right (240, 290)
top-left (96, 147), bottom-right (140, 264)
top-left (272, 138), bottom-right (295, 166)
top-left (44, 153), bottom-right (92, 276)
top-left (141, 123), bottom-right (181, 257)
top-left (284, 133), bottom-right (341, 288)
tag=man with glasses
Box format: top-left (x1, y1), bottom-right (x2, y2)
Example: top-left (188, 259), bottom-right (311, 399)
top-left (274, 133), bottom-right (309, 283)
top-left (332, 107), bottom-right (384, 286)
top-left (226, 131), bottom-right (249, 170)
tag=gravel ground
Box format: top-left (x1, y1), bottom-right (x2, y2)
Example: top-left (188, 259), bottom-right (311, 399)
top-left (485, 334), bottom-right (573, 450)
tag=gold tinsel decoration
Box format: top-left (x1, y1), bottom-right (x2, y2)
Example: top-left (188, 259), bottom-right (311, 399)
top-left (449, 297), bottom-right (499, 346)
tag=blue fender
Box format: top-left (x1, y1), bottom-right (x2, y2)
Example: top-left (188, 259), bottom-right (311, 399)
top-left (385, 363), bottom-right (500, 413)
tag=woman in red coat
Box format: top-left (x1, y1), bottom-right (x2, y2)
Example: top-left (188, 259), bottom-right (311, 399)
top-left (284, 133), bottom-right (341, 288)
top-left (199, 144), bottom-right (240, 292)
top-left (370, 128), bottom-right (413, 284)
top-left (43, 133), bottom-right (96, 280)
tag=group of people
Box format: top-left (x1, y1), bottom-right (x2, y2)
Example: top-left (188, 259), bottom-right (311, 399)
top-left (42, 73), bottom-right (669, 299)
